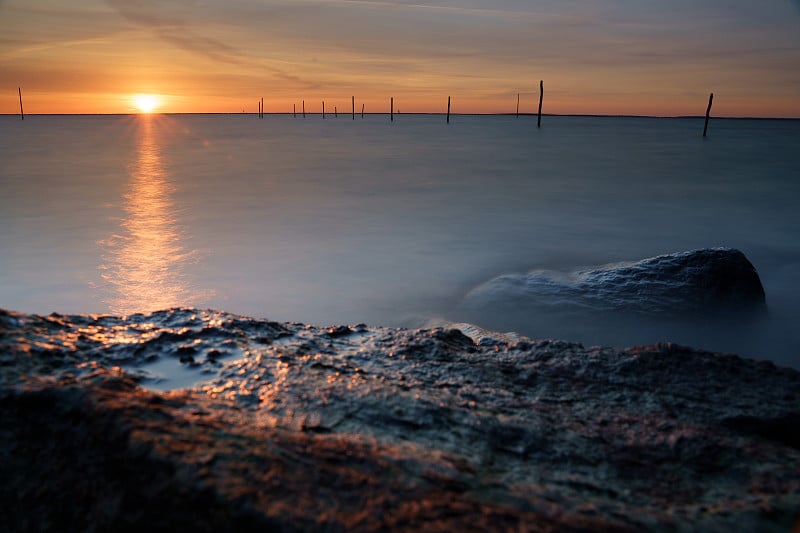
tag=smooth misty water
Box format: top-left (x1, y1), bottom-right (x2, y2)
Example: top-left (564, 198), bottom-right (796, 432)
top-left (1, 114), bottom-right (799, 367)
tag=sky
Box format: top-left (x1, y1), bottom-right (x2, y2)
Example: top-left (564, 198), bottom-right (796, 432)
top-left (1, 0), bottom-right (799, 116)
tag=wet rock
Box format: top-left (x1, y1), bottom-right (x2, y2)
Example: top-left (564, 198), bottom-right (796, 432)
top-left (326, 325), bottom-right (354, 338)
top-left (1, 307), bottom-right (799, 531)
top-left (463, 248), bottom-right (767, 319)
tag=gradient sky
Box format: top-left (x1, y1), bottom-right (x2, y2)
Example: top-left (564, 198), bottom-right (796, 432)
top-left (2, 0), bottom-right (799, 116)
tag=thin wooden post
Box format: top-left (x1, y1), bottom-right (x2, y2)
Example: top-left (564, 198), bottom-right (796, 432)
top-left (261, 97), bottom-right (264, 118)
top-left (703, 93), bottom-right (714, 137)
top-left (361, 103), bottom-right (365, 118)
top-left (335, 106), bottom-right (337, 118)
top-left (293, 104), bottom-right (296, 118)
top-left (537, 80), bottom-right (543, 128)
top-left (18, 87), bottom-right (24, 120)
top-left (516, 93), bottom-right (520, 118)
top-left (352, 96), bottom-right (355, 120)
top-left (302, 100), bottom-right (305, 118)
top-left (322, 100), bottom-right (325, 119)
top-left (447, 96), bottom-right (451, 124)
top-left (390, 97), bottom-right (394, 122)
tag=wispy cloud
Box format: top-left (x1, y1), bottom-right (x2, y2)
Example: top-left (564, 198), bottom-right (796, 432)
top-left (104, 0), bottom-right (317, 87)
top-left (105, 0), bottom-right (251, 65)
top-left (335, 0), bottom-right (547, 17)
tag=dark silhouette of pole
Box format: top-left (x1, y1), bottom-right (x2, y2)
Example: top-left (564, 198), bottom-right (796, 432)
top-left (390, 97), bottom-right (394, 122)
top-left (334, 106), bottom-right (337, 118)
top-left (446, 96), bottom-right (451, 124)
top-left (352, 96), bottom-right (355, 120)
top-left (261, 97), bottom-right (264, 118)
top-left (18, 87), bottom-right (24, 120)
top-left (537, 80), bottom-right (543, 128)
top-left (293, 104), bottom-right (296, 118)
top-left (302, 100), bottom-right (306, 118)
top-left (703, 93), bottom-right (714, 137)
top-left (516, 93), bottom-right (520, 118)
top-left (322, 100), bottom-right (325, 119)
top-left (361, 103), bottom-right (365, 118)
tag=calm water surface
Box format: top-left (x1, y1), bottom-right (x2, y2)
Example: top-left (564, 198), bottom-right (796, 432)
top-left (1, 114), bottom-right (799, 366)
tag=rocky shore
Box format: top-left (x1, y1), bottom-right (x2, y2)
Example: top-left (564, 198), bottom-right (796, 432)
top-left (2, 307), bottom-right (799, 531)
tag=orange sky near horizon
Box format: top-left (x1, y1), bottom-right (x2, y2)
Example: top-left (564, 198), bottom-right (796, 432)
top-left (2, 0), bottom-right (800, 117)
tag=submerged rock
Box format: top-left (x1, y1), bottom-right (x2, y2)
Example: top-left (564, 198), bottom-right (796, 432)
top-left (462, 248), bottom-right (767, 319)
top-left (1, 307), bottom-right (799, 531)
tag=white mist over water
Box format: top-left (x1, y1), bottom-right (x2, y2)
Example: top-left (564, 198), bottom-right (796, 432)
top-left (1, 114), bottom-right (799, 367)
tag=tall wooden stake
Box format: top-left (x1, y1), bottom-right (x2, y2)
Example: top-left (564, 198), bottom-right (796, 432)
top-left (516, 93), bottom-right (520, 118)
top-left (293, 104), bottom-right (296, 118)
top-left (335, 106), bottom-right (337, 118)
top-left (261, 97), bottom-right (264, 118)
top-left (302, 100), bottom-right (305, 118)
top-left (390, 97), bottom-right (394, 122)
top-left (322, 101), bottom-right (325, 119)
top-left (447, 96), bottom-right (451, 124)
top-left (537, 80), bottom-right (543, 128)
top-left (352, 96), bottom-right (355, 120)
top-left (703, 93), bottom-right (714, 137)
top-left (19, 87), bottom-right (24, 120)
top-left (361, 103), bottom-right (365, 118)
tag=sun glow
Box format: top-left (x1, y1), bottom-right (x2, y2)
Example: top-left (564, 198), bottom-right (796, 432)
top-left (133, 94), bottom-right (160, 113)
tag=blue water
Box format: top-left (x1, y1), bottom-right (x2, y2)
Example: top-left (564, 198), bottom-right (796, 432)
top-left (1, 114), bottom-right (799, 367)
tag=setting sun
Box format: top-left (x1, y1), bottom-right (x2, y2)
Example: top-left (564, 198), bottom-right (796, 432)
top-left (133, 94), bottom-right (159, 113)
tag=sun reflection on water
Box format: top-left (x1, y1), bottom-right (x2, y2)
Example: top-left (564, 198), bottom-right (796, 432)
top-left (100, 115), bottom-right (206, 315)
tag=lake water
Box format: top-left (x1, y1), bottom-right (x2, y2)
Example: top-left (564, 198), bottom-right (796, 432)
top-left (2, 114), bottom-right (799, 367)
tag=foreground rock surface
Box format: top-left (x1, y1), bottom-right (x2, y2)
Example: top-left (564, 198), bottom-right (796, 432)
top-left (2, 308), bottom-right (799, 531)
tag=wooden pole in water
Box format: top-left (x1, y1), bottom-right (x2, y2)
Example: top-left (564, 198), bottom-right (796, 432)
top-left (516, 93), bottom-right (520, 118)
top-left (703, 93), bottom-right (714, 137)
top-left (18, 87), bottom-right (24, 120)
top-left (293, 104), bottom-right (296, 118)
top-left (447, 96), bottom-right (451, 124)
top-left (335, 106), bottom-right (337, 118)
top-left (352, 96), bottom-right (355, 120)
top-left (390, 97), bottom-right (394, 122)
top-left (302, 100), bottom-right (305, 118)
top-left (261, 97), bottom-right (264, 118)
top-left (537, 80), bottom-right (543, 128)
top-left (361, 103), bottom-right (365, 118)
top-left (322, 100), bottom-right (325, 119)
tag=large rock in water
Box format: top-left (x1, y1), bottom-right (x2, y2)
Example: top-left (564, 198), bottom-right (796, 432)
top-left (2, 308), bottom-right (799, 531)
top-left (462, 248), bottom-right (767, 318)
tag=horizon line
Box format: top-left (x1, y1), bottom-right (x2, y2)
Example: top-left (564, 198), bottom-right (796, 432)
top-left (2, 112), bottom-right (799, 120)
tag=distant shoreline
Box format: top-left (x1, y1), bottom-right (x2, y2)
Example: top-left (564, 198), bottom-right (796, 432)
top-left (2, 112), bottom-right (799, 121)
